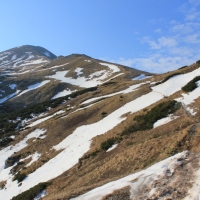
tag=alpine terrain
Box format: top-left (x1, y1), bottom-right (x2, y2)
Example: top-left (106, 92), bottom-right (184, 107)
top-left (0, 45), bottom-right (200, 200)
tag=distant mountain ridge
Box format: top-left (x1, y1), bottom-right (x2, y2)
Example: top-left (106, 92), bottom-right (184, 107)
top-left (0, 45), bottom-right (152, 113)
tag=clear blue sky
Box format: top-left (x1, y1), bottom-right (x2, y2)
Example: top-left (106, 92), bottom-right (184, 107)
top-left (0, 0), bottom-right (200, 73)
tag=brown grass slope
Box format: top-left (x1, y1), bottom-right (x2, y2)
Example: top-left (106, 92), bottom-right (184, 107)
top-left (3, 59), bottom-right (200, 199)
top-left (41, 63), bottom-right (200, 199)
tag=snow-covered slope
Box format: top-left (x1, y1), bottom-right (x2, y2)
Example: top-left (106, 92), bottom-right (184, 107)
top-left (1, 45), bottom-right (200, 200)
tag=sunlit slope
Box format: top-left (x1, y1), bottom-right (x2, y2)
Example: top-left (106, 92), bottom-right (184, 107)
top-left (0, 60), bottom-right (200, 199)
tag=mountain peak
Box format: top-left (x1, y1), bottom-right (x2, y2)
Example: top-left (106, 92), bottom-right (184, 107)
top-left (6, 45), bottom-right (57, 60)
top-left (0, 45), bottom-right (57, 71)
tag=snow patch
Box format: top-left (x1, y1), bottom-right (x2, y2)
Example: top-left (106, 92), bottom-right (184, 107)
top-left (175, 82), bottom-right (200, 115)
top-left (26, 152), bottom-right (41, 167)
top-left (106, 144), bottom-right (118, 152)
top-left (0, 129), bottom-right (46, 182)
top-left (176, 86), bottom-right (200, 105)
top-left (27, 110), bottom-right (65, 127)
top-left (52, 89), bottom-right (75, 99)
top-left (50, 63), bottom-right (69, 69)
top-left (9, 84), bottom-right (17, 90)
top-left (99, 63), bottom-right (120, 73)
top-left (132, 74), bottom-right (151, 80)
top-left (43, 52), bottom-right (51, 57)
top-left (34, 190), bottom-right (46, 200)
top-left (20, 58), bottom-right (49, 66)
top-left (0, 90), bottom-right (20, 104)
top-left (11, 55), bottom-right (17, 60)
top-left (75, 68), bottom-right (83, 76)
top-left (153, 115), bottom-right (179, 128)
top-left (17, 80), bottom-right (50, 96)
top-left (10, 136), bottom-right (16, 139)
top-left (82, 83), bottom-right (144, 104)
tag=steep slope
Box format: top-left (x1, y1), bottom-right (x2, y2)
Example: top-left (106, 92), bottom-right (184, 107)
top-left (1, 45), bottom-right (200, 200)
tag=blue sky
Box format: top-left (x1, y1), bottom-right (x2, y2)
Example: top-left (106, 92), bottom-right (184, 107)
top-left (0, 0), bottom-right (200, 73)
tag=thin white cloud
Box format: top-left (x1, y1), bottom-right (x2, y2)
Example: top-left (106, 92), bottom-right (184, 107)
top-left (189, 0), bottom-right (200, 5)
top-left (106, 0), bottom-right (200, 74)
top-left (171, 23), bottom-right (193, 34)
top-left (109, 54), bottom-right (198, 74)
top-left (134, 0), bottom-right (200, 73)
top-left (182, 0), bottom-right (200, 21)
top-left (143, 36), bottom-right (177, 50)
top-left (186, 11), bottom-right (200, 21)
top-left (183, 33), bottom-right (200, 43)
top-left (155, 28), bottom-right (162, 33)
top-left (169, 46), bottom-right (194, 56)
top-left (158, 37), bottom-right (177, 48)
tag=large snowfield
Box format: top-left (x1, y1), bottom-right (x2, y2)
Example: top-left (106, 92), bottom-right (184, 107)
top-left (1, 66), bottom-right (200, 199)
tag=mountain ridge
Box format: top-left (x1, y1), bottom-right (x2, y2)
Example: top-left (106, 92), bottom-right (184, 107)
top-left (0, 45), bottom-right (153, 113)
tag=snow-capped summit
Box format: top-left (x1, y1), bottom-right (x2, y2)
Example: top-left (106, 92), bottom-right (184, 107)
top-left (0, 45), bottom-right (56, 71)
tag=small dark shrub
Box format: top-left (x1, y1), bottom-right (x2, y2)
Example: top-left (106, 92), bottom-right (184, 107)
top-left (101, 112), bottom-right (107, 115)
top-left (179, 65), bottom-right (188, 69)
top-left (102, 81), bottom-right (117, 86)
top-left (0, 137), bottom-right (13, 148)
top-left (121, 100), bottom-right (180, 136)
top-left (85, 150), bottom-right (100, 159)
top-left (101, 138), bottom-right (115, 150)
top-left (13, 173), bottom-right (26, 183)
top-left (5, 155), bottom-right (21, 168)
top-left (101, 137), bottom-right (122, 150)
top-left (101, 112), bottom-right (107, 117)
top-left (11, 182), bottom-right (50, 200)
top-left (182, 76), bottom-right (200, 92)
